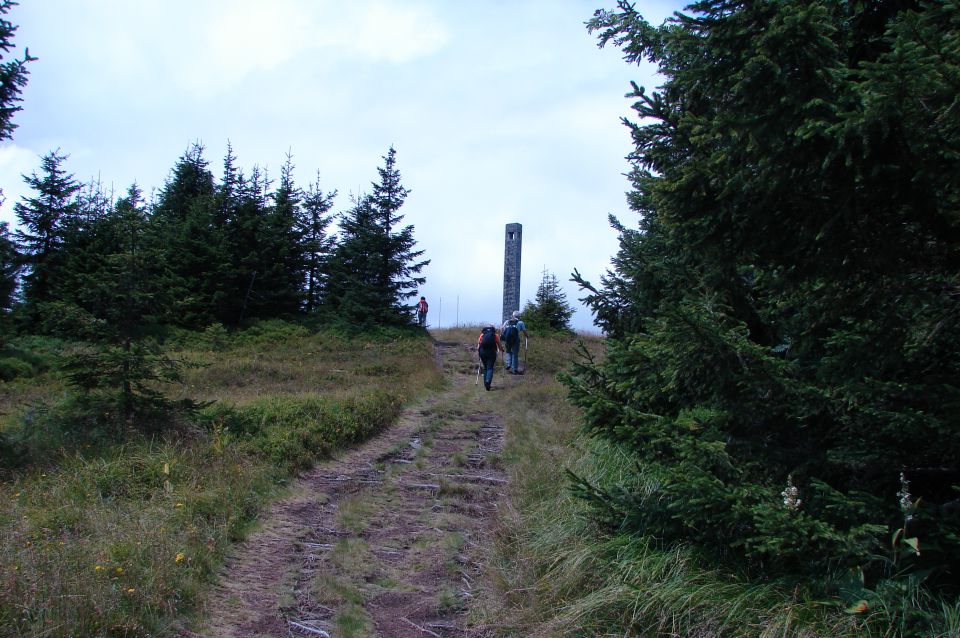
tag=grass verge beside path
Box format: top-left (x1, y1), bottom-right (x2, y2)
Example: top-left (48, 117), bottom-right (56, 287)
top-left (469, 329), bottom-right (874, 638)
top-left (0, 323), bottom-right (441, 637)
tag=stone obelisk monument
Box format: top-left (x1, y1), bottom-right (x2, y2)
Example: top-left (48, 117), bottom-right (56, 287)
top-left (502, 223), bottom-right (522, 323)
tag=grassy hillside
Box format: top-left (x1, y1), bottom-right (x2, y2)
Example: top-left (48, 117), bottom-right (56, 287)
top-left (0, 321), bottom-right (441, 637)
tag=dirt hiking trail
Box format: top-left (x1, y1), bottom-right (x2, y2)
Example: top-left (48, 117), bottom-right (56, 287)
top-left (181, 337), bottom-right (512, 638)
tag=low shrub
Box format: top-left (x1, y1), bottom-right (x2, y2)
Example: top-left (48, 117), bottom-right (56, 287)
top-left (202, 390), bottom-right (404, 474)
top-left (0, 357), bottom-right (33, 381)
top-left (231, 318), bottom-right (312, 347)
top-left (0, 336), bottom-right (62, 381)
top-left (2, 393), bottom-right (200, 471)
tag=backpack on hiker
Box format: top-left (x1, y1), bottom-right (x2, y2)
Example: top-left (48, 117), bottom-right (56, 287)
top-left (479, 326), bottom-right (497, 351)
top-left (502, 319), bottom-right (519, 348)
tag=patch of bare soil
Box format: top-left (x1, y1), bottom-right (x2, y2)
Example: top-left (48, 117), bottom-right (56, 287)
top-left (181, 339), bottom-right (505, 638)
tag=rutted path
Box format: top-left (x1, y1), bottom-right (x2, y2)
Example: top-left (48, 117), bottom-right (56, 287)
top-left (183, 338), bottom-right (506, 638)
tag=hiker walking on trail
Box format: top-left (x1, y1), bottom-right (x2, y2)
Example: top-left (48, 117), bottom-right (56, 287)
top-left (477, 324), bottom-right (504, 391)
top-left (416, 296), bottom-right (428, 327)
top-left (501, 310), bottom-right (528, 374)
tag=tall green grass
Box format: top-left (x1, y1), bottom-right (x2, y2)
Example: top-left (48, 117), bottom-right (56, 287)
top-left (0, 322), bottom-right (441, 637)
top-left (1, 440), bottom-right (270, 635)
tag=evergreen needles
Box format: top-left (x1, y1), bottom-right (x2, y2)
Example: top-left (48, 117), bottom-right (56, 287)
top-left (564, 1), bottom-right (960, 634)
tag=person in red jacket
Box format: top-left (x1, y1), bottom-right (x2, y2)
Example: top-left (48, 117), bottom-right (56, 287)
top-left (416, 296), bottom-right (428, 327)
top-left (477, 324), bottom-right (504, 391)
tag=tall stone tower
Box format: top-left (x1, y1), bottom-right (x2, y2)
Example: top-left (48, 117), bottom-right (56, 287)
top-left (502, 223), bottom-right (522, 323)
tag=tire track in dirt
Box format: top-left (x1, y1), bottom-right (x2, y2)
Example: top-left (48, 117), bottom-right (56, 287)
top-left (183, 338), bottom-right (505, 638)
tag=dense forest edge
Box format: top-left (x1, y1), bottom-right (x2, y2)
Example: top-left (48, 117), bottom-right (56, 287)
top-left (551, 1), bottom-right (959, 636)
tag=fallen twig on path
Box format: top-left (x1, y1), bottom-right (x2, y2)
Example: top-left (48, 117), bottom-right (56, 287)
top-left (400, 617), bottom-right (442, 637)
top-left (401, 481), bottom-right (441, 490)
top-left (427, 472), bottom-right (508, 484)
top-left (288, 620), bottom-right (331, 637)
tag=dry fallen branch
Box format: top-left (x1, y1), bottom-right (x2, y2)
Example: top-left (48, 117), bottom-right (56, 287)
top-left (400, 617), bottom-right (442, 637)
top-left (288, 620), bottom-right (331, 637)
top-left (427, 472), bottom-right (508, 484)
top-left (401, 481), bottom-right (441, 490)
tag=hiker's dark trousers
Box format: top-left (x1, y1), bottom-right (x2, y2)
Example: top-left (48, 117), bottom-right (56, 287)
top-left (479, 349), bottom-right (497, 386)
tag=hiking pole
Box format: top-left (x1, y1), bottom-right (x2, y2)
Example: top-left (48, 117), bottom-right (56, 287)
top-left (523, 338), bottom-right (528, 373)
top-left (475, 363), bottom-right (481, 386)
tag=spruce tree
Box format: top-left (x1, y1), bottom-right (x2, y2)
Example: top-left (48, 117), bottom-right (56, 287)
top-left (221, 159), bottom-right (298, 324)
top-left (37, 177), bottom-right (122, 337)
top-left (299, 171), bottom-right (336, 313)
top-left (216, 141), bottom-right (241, 229)
top-left (63, 184), bottom-right (186, 425)
top-left (371, 146), bottom-right (405, 237)
top-left (0, 1), bottom-right (29, 325)
top-left (324, 194), bottom-right (387, 327)
top-left (67, 184), bottom-right (153, 323)
top-left (0, 221), bottom-right (17, 311)
top-left (566, 0), bottom-right (960, 605)
top-left (325, 147), bottom-right (428, 328)
top-left (0, 0), bottom-right (33, 142)
top-left (150, 143), bottom-right (228, 327)
top-left (0, 221), bottom-right (16, 347)
top-left (521, 269), bottom-right (574, 333)
top-left (255, 152), bottom-right (306, 318)
top-left (13, 149), bottom-right (81, 308)
top-left (230, 165), bottom-right (273, 324)
top-left (216, 144), bottom-right (257, 324)
top-left (370, 147), bottom-right (429, 322)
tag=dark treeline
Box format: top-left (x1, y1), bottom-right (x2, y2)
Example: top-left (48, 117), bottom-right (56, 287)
top-left (0, 143), bottom-right (429, 340)
top-left (0, 0), bottom-right (428, 340)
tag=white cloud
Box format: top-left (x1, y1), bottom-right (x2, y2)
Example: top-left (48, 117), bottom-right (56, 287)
top-left (173, 0), bottom-right (450, 97)
top-left (346, 3), bottom-right (450, 63)
top-left (187, 0), bottom-right (312, 95)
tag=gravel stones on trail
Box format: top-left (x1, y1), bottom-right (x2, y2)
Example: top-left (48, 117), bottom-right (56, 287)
top-left (189, 341), bottom-right (505, 638)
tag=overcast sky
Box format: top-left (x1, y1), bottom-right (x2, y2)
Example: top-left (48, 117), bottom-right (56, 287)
top-left (0, 0), bottom-right (684, 332)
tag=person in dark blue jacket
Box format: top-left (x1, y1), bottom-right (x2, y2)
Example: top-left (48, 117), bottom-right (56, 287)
top-left (500, 311), bottom-right (528, 374)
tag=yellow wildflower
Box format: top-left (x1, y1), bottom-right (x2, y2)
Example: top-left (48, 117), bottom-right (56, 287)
top-left (95, 565), bottom-right (104, 572)
top-left (175, 503), bottom-right (184, 508)
top-left (126, 588), bottom-right (136, 594)
top-left (175, 552), bottom-right (185, 563)
top-left (115, 567), bottom-right (124, 574)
